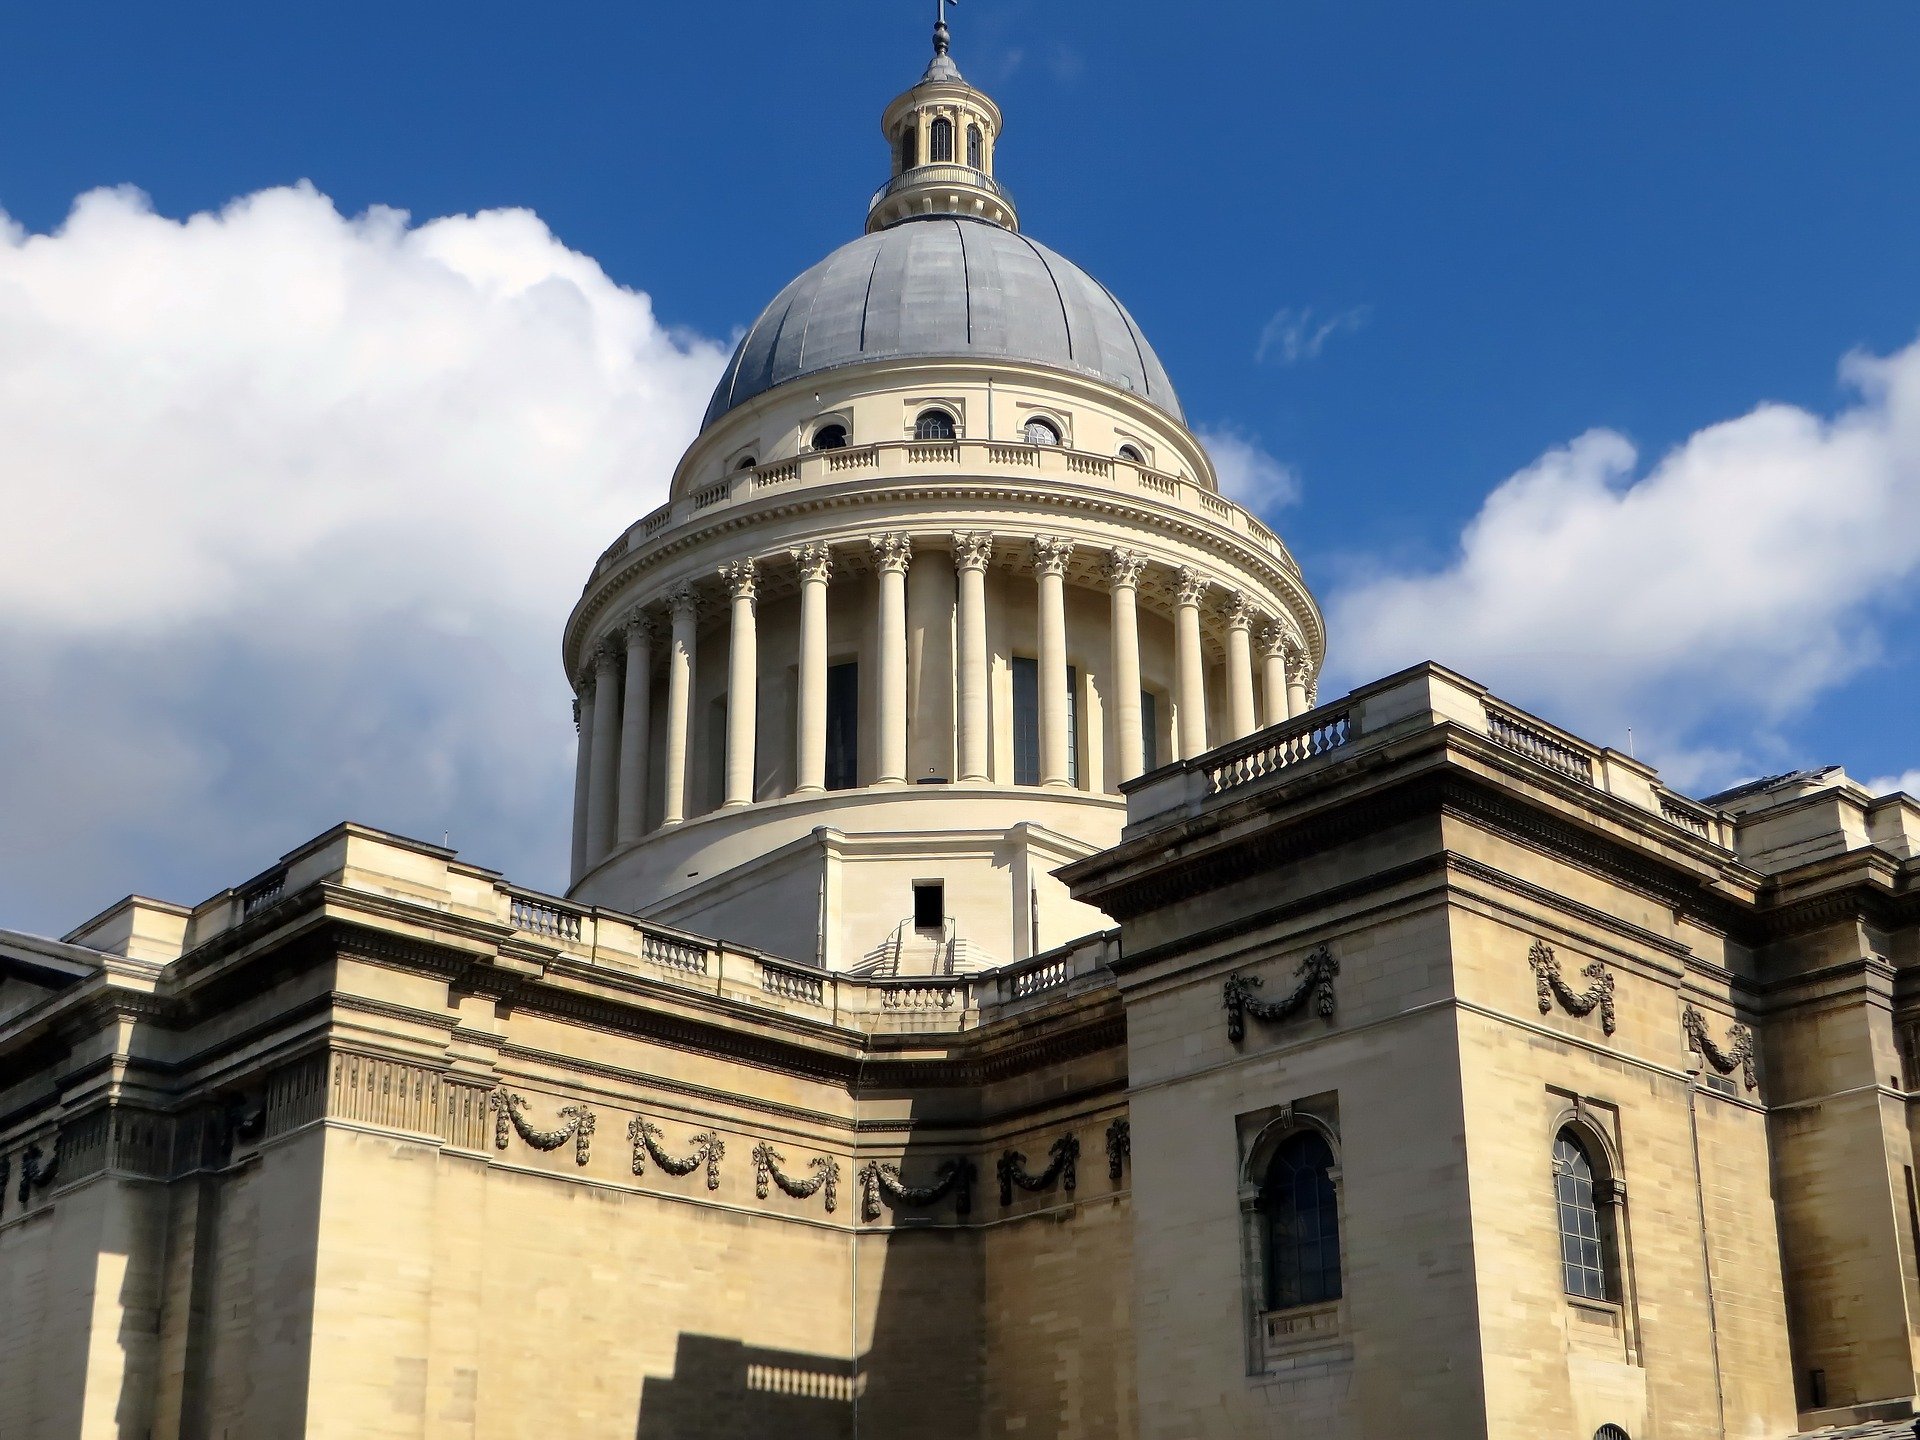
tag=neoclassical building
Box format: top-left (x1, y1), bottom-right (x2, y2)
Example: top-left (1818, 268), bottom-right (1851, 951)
top-left (1, 18), bottom-right (1917, 1440)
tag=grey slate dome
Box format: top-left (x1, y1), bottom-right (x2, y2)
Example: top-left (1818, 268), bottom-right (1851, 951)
top-left (702, 217), bottom-right (1185, 429)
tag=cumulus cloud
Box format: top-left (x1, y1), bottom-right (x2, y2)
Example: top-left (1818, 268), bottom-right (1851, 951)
top-left (1255, 305), bottom-right (1369, 366)
top-left (1200, 426), bottom-right (1301, 516)
top-left (1869, 770), bottom-right (1920, 798)
top-left (0, 183), bottom-right (728, 934)
top-left (1327, 338), bottom-right (1920, 788)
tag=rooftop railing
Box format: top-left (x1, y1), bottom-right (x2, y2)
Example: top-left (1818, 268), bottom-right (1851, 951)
top-left (868, 164), bottom-right (1014, 216)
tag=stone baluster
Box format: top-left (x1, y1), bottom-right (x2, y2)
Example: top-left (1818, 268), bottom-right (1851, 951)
top-left (871, 534), bottom-right (913, 785)
top-left (586, 639), bottom-right (623, 864)
top-left (616, 611), bottom-right (654, 846)
top-left (793, 545), bottom-right (833, 795)
top-left (1259, 622), bottom-right (1291, 728)
top-left (569, 687), bottom-right (593, 884)
top-left (953, 532), bottom-right (993, 783)
top-left (1105, 548), bottom-right (1147, 783)
top-left (720, 558), bottom-right (758, 808)
top-left (1174, 567), bottom-right (1209, 759)
top-left (662, 585), bottom-right (698, 825)
top-left (1223, 591), bottom-right (1258, 741)
top-left (1033, 537), bottom-right (1076, 787)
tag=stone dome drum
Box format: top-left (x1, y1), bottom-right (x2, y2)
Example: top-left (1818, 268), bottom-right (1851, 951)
top-left (702, 216), bottom-right (1185, 429)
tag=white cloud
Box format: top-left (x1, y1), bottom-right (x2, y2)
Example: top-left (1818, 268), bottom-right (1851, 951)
top-left (1327, 338), bottom-right (1920, 788)
top-left (1869, 770), bottom-right (1920, 798)
top-left (1255, 305), bottom-right (1369, 366)
top-left (0, 183), bottom-right (729, 934)
top-left (1200, 426), bottom-right (1301, 517)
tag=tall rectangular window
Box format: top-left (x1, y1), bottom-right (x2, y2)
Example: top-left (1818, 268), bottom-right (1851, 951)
top-left (1012, 657), bottom-right (1039, 786)
top-left (1066, 665), bottom-right (1080, 787)
top-left (706, 697), bottom-right (728, 811)
top-left (1140, 690), bottom-right (1159, 772)
top-left (826, 661), bottom-right (858, 791)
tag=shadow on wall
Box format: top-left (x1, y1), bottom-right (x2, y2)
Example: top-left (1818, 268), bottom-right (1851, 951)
top-left (636, 1335), bottom-right (856, 1440)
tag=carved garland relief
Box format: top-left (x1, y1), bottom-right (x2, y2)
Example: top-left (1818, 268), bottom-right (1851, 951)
top-left (1224, 944), bottom-right (1339, 1044)
top-left (857, 1157), bottom-right (976, 1222)
top-left (1681, 1004), bottom-right (1758, 1090)
top-left (629, 1117), bottom-right (726, 1190)
top-left (752, 1141), bottom-right (840, 1213)
top-left (489, 1090), bottom-right (596, 1166)
top-left (1527, 939), bottom-right (1617, 1036)
top-left (997, 1135), bottom-right (1078, 1206)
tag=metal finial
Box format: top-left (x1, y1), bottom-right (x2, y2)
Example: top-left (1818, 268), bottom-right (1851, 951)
top-left (934, 0), bottom-right (956, 56)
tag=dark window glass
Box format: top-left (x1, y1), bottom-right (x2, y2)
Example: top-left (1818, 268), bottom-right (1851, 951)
top-left (913, 882), bottom-right (944, 931)
top-left (826, 662), bottom-right (859, 791)
top-left (705, 696), bottom-right (728, 810)
top-left (1066, 664), bottom-right (1080, 787)
top-left (967, 124), bottom-right (983, 168)
top-left (900, 126), bottom-right (917, 170)
top-left (1594, 1428), bottom-right (1632, 1440)
top-left (914, 408), bottom-right (957, 441)
top-left (1140, 691), bottom-right (1159, 771)
top-left (1012, 656), bottom-right (1039, 786)
top-left (1118, 444), bottom-right (1144, 463)
top-left (736, 456), bottom-right (757, 471)
top-left (1023, 417), bottom-right (1061, 446)
top-left (1261, 1131), bottom-right (1342, 1309)
top-left (813, 423), bottom-right (847, 451)
top-left (930, 117), bottom-right (954, 162)
top-left (1554, 1132), bottom-right (1611, 1301)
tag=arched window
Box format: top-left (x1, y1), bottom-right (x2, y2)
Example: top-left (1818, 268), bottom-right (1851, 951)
top-left (1118, 444), bottom-right (1145, 463)
top-left (1594, 1427), bottom-right (1632, 1440)
top-left (812, 423), bottom-right (848, 451)
top-left (1554, 1130), bottom-right (1614, 1301)
top-left (899, 126), bottom-right (917, 171)
top-left (930, 117), bottom-right (954, 163)
top-left (1023, 417), bottom-right (1061, 446)
top-left (1259, 1130), bottom-right (1341, 1309)
top-left (735, 456), bottom-right (758, 471)
top-left (914, 409), bottom-right (957, 441)
top-left (967, 124), bottom-right (983, 169)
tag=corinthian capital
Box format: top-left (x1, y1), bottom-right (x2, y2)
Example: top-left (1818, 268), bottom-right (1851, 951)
top-left (1222, 590), bottom-right (1256, 631)
top-left (668, 583), bottom-right (699, 621)
top-left (595, 636), bottom-right (625, 673)
top-left (951, 531), bottom-right (994, 573)
top-left (1103, 547), bottom-right (1147, 590)
top-left (718, 557), bottom-right (758, 599)
top-left (869, 532), bottom-right (913, 574)
top-left (792, 544), bottom-right (834, 584)
top-left (1258, 621), bottom-right (1290, 658)
top-left (621, 608), bottom-right (655, 649)
top-left (1031, 536), bottom-right (1075, 578)
top-left (1175, 566), bottom-right (1209, 608)
top-left (1286, 645), bottom-right (1313, 686)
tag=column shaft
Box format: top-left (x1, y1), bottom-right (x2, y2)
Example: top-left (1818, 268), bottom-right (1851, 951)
top-left (585, 644), bottom-right (622, 864)
top-left (872, 534), bottom-right (912, 785)
top-left (616, 616), bottom-right (652, 845)
top-left (1175, 568), bottom-right (1208, 759)
top-left (721, 560), bottom-right (758, 808)
top-left (954, 534), bottom-right (992, 782)
top-left (569, 690), bottom-right (593, 884)
top-left (662, 588), bottom-right (697, 824)
top-left (794, 546), bottom-right (832, 794)
top-left (1225, 593), bottom-right (1257, 741)
top-left (1106, 550), bottom-right (1146, 782)
top-left (1035, 538), bottom-right (1073, 787)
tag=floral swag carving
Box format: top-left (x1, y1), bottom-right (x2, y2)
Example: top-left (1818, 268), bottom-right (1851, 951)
top-left (629, 1118), bottom-right (726, 1190)
top-left (490, 1090), bottom-right (596, 1166)
top-left (1682, 1005), bottom-right (1758, 1090)
top-left (752, 1141), bottom-right (840, 1213)
top-left (997, 1135), bottom-right (1079, 1207)
top-left (1528, 940), bottom-right (1617, 1036)
top-left (1224, 945), bottom-right (1338, 1044)
top-left (857, 1157), bottom-right (976, 1222)
top-left (1105, 1119), bottom-right (1131, 1182)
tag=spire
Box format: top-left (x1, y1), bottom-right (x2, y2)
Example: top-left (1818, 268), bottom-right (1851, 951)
top-left (925, 0), bottom-right (962, 82)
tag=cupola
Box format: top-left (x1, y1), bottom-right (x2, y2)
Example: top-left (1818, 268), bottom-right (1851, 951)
top-left (867, 6), bottom-right (1017, 233)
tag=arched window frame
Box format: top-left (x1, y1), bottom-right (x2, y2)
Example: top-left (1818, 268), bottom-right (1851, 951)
top-left (967, 123), bottom-right (984, 169)
top-left (1022, 416), bottom-right (1062, 447)
top-left (930, 115), bottom-right (955, 163)
top-left (913, 408), bottom-right (958, 442)
top-left (1117, 443), bottom-right (1146, 465)
top-left (1239, 1110), bottom-right (1346, 1339)
top-left (810, 420), bottom-right (849, 451)
top-left (1546, 1103), bottom-right (1641, 1358)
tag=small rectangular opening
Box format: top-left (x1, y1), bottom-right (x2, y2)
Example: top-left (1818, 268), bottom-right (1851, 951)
top-left (912, 881), bottom-right (945, 932)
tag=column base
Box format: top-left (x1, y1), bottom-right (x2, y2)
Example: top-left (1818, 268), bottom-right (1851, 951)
top-left (792, 785), bottom-right (826, 797)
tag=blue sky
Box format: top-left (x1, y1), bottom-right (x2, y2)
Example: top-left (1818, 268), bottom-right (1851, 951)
top-left (2, 1), bottom-right (1918, 932)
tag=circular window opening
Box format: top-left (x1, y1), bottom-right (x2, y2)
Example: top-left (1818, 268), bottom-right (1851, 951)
top-left (914, 409), bottom-right (957, 442)
top-left (1023, 418), bottom-right (1061, 446)
top-left (1118, 444), bottom-right (1144, 463)
top-left (813, 423), bottom-right (848, 451)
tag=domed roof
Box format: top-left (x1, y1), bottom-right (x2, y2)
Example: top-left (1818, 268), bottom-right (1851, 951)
top-left (702, 217), bottom-right (1184, 429)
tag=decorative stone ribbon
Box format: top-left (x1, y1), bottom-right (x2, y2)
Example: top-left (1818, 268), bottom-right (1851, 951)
top-left (1105, 1119), bottom-right (1131, 1182)
top-left (857, 1157), bottom-right (975, 1222)
top-left (1528, 940), bottom-right (1617, 1036)
top-left (489, 1090), bottom-right (596, 1166)
top-left (752, 1141), bottom-right (839, 1213)
top-left (1223, 944), bottom-right (1338, 1044)
top-left (628, 1118), bottom-right (726, 1190)
top-left (1682, 1005), bottom-right (1758, 1090)
top-left (997, 1134), bottom-right (1079, 1207)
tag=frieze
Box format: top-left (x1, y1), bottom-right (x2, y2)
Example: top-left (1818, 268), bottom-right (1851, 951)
top-left (858, 1157), bottom-right (976, 1222)
top-left (1105, 1118), bottom-right (1131, 1181)
top-left (1224, 944), bottom-right (1338, 1045)
top-left (1682, 1004), bottom-right (1758, 1090)
top-left (628, 1117), bottom-right (725, 1190)
top-left (752, 1141), bottom-right (839, 1212)
top-left (997, 1134), bottom-right (1079, 1206)
top-left (490, 1090), bottom-right (595, 1165)
top-left (1529, 940), bottom-right (1617, 1036)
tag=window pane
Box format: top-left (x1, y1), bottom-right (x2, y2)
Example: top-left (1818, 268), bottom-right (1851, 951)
top-left (1140, 691), bottom-right (1158, 771)
top-left (1012, 657), bottom-right (1039, 786)
top-left (826, 662), bottom-right (859, 791)
top-left (1552, 1130), bottom-right (1613, 1302)
top-left (1066, 665), bottom-right (1079, 787)
top-left (1261, 1131), bottom-right (1341, 1310)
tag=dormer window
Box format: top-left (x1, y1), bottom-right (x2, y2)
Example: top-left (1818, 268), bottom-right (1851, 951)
top-left (931, 117), bottom-right (954, 163)
top-left (967, 124), bottom-right (983, 169)
top-left (1023, 418), bottom-right (1061, 447)
top-left (735, 456), bottom-right (758, 471)
top-left (914, 409), bottom-right (957, 441)
top-left (812, 423), bottom-right (848, 451)
top-left (1119, 444), bottom-right (1145, 463)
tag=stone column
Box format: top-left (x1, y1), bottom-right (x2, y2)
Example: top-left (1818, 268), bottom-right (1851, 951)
top-left (720, 558), bottom-right (758, 808)
top-left (1259, 622), bottom-right (1291, 728)
top-left (662, 585), bottom-right (698, 825)
top-left (569, 687), bottom-right (593, 884)
top-left (793, 544), bottom-right (833, 794)
top-left (1286, 642), bottom-right (1312, 719)
top-left (1105, 549), bottom-right (1147, 782)
top-left (1224, 591), bottom-right (1258, 741)
top-left (1033, 537), bottom-right (1075, 787)
top-left (953, 532), bottom-right (993, 783)
top-left (586, 639), bottom-right (623, 864)
top-left (616, 611), bottom-right (653, 846)
top-left (871, 533), bottom-right (912, 785)
top-left (1175, 567), bottom-right (1209, 759)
